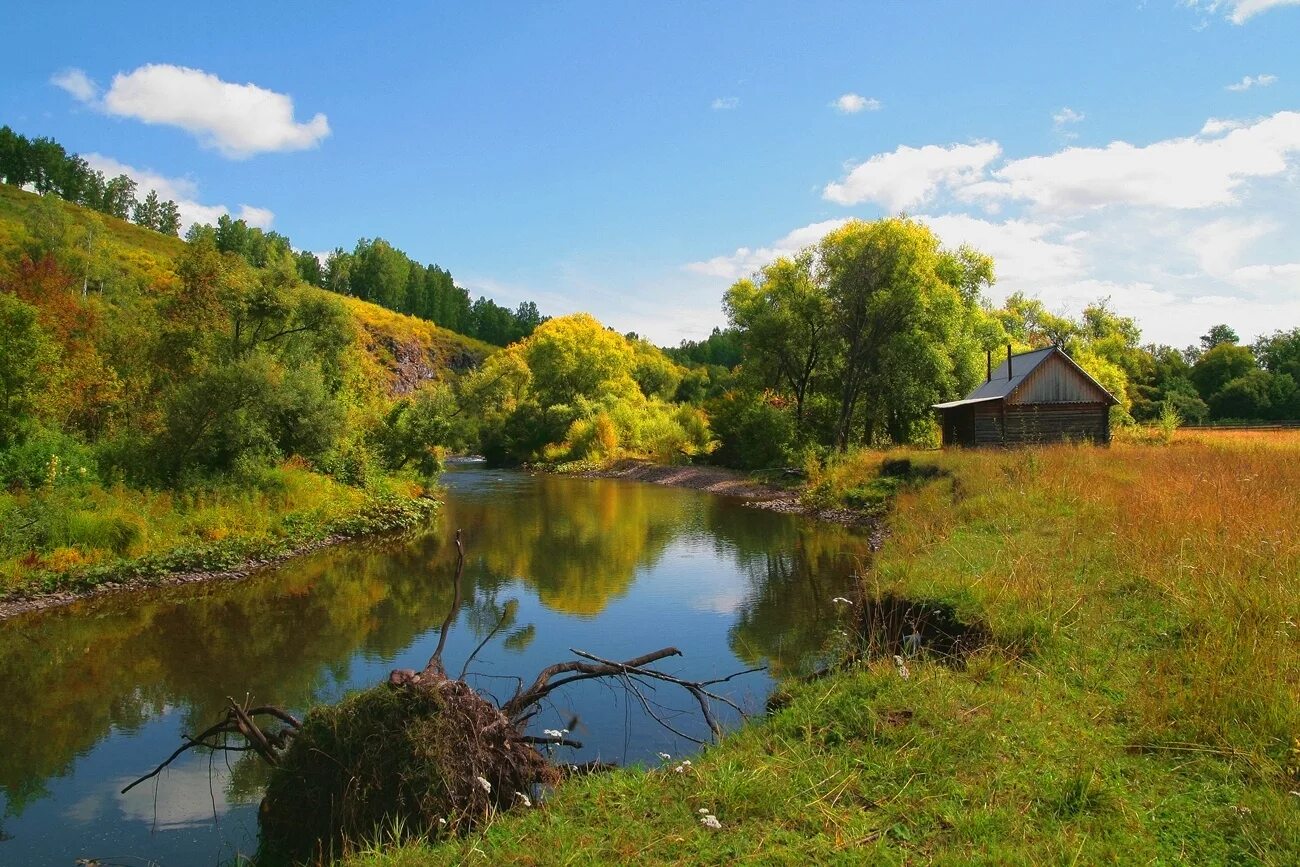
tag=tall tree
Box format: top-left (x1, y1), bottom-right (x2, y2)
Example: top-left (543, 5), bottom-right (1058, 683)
top-left (817, 217), bottom-right (989, 447)
top-left (724, 252), bottom-right (831, 432)
top-left (132, 190), bottom-right (162, 230)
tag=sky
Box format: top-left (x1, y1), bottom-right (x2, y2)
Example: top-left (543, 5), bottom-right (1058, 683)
top-left (5, 0), bottom-right (1300, 347)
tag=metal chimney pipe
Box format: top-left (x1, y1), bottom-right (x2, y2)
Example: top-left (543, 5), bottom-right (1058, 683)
top-left (986, 350), bottom-right (992, 383)
top-left (1007, 344), bottom-right (1013, 379)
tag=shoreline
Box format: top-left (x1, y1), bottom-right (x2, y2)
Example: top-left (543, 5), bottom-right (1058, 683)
top-left (0, 532), bottom-right (353, 620)
top-left (575, 459), bottom-right (885, 532)
top-left (0, 495), bottom-right (439, 620)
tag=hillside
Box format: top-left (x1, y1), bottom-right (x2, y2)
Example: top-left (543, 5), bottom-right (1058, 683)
top-left (0, 184), bottom-right (491, 598)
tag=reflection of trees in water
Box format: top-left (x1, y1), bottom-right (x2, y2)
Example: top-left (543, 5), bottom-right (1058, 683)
top-left (704, 499), bottom-right (875, 677)
top-left (443, 476), bottom-right (689, 616)
top-left (0, 474), bottom-right (868, 818)
top-left (0, 534), bottom-right (465, 816)
top-left (0, 474), bottom-right (702, 815)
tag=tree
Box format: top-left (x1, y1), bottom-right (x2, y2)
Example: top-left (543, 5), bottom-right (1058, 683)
top-left (102, 174), bottom-right (138, 220)
top-left (1190, 343), bottom-right (1256, 404)
top-left (1253, 328), bottom-right (1300, 383)
top-left (0, 125), bottom-right (31, 187)
top-left (157, 200), bottom-right (182, 236)
top-left (0, 294), bottom-right (57, 446)
top-left (23, 193), bottom-right (72, 262)
top-left (724, 252), bottom-right (831, 432)
top-left (133, 190), bottom-right (162, 231)
top-left (295, 250), bottom-right (325, 287)
top-left (817, 218), bottom-right (988, 447)
top-left (1200, 324), bottom-right (1239, 351)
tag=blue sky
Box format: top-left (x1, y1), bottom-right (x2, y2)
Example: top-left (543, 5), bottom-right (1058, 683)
top-left (6, 1), bottom-right (1300, 345)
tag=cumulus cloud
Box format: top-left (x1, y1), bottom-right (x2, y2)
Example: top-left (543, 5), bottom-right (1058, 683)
top-left (84, 153), bottom-right (274, 231)
top-left (918, 214), bottom-right (1085, 285)
top-left (1187, 0), bottom-right (1300, 24)
top-left (975, 111), bottom-right (1300, 212)
top-left (684, 219), bottom-right (850, 280)
top-left (822, 141), bottom-right (1001, 210)
top-left (711, 97), bottom-right (739, 111)
top-left (50, 68), bottom-right (99, 102)
top-left (1226, 73), bottom-right (1278, 91)
top-left (828, 111), bottom-right (1300, 214)
top-left (831, 93), bottom-right (881, 114)
top-left (53, 64), bottom-right (329, 158)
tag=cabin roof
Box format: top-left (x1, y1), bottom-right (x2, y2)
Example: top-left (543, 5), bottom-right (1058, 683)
top-left (932, 346), bottom-right (1118, 410)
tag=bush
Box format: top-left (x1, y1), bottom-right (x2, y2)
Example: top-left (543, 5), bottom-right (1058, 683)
top-left (708, 391), bottom-right (794, 469)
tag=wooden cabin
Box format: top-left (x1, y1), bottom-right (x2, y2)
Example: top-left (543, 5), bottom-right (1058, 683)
top-left (933, 346), bottom-right (1118, 447)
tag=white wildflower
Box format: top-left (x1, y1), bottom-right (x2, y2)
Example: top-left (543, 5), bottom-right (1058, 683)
top-left (698, 807), bottom-right (710, 814)
top-left (543, 729), bottom-right (562, 738)
top-left (438, 817), bottom-right (447, 827)
top-left (674, 765), bottom-right (685, 774)
top-left (657, 752), bottom-right (672, 761)
top-left (682, 760), bottom-right (692, 766)
top-left (700, 814), bottom-right (722, 830)
top-left (476, 776), bottom-right (492, 793)
top-left (893, 655), bottom-right (910, 680)
top-left (831, 596), bottom-right (853, 605)
top-left (515, 791), bottom-right (533, 807)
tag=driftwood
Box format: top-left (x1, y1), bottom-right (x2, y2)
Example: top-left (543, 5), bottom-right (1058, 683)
top-left (123, 529), bottom-right (764, 826)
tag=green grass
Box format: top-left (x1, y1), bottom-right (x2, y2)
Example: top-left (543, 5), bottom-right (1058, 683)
top-left (0, 465), bottom-right (437, 597)
top-left (342, 434), bottom-right (1300, 865)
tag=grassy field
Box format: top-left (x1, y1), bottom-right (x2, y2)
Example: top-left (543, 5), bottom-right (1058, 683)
top-left (345, 430), bottom-right (1300, 865)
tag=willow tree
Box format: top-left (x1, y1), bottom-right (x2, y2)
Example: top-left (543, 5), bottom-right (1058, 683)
top-left (816, 218), bottom-right (995, 448)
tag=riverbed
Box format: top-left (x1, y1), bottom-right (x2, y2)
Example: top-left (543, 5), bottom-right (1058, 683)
top-left (0, 463), bottom-right (873, 865)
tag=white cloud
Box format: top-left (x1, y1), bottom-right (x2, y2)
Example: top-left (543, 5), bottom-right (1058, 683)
top-left (84, 153), bottom-right (274, 231)
top-left (1052, 107), bottom-right (1085, 130)
top-left (831, 93), bottom-right (881, 114)
top-left (1226, 73), bottom-right (1278, 91)
top-left (50, 68), bottom-right (99, 102)
top-left (1187, 0), bottom-right (1300, 24)
top-left (1201, 117), bottom-right (1246, 135)
top-left (56, 63), bottom-right (330, 158)
top-left (822, 141), bottom-right (1001, 210)
top-left (684, 218), bottom-right (850, 280)
top-left (711, 97), bottom-right (739, 111)
top-left (1184, 218), bottom-right (1275, 276)
top-left (919, 214), bottom-right (1085, 286)
top-left (968, 111), bottom-right (1300, 213)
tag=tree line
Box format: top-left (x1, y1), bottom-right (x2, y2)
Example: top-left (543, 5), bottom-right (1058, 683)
top-left (0, 125), bottom-right (181, 234)
top-left (0, 125), bottom-right (547, 347)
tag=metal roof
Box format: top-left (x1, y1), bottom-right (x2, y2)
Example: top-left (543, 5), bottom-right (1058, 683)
top-left (932, 346), bottom-right (1118, 410)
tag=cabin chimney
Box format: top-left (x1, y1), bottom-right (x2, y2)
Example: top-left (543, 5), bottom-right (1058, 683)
top-left (1007, 344), bottom-right (1013, 379)
top-left (986, 350), bottom-right (992, 383)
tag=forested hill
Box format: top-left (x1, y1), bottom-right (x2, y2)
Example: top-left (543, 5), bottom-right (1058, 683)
top-left (1, 179), bottom-right (496, 592)
top-left (0, 124), bottom-right (545, 347)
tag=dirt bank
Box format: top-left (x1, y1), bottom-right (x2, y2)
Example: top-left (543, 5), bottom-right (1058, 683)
top-left (579, 460), bottom-right (883, 533)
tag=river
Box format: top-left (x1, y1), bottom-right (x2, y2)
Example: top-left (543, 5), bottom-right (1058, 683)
top-left (0, 463), bottom-right (872, 865)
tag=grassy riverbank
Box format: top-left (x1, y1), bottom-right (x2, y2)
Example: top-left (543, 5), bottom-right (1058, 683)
top-left (0, 464), bottom-right (436, 604)
top-left (346, 431), bottom-right (1300, 865)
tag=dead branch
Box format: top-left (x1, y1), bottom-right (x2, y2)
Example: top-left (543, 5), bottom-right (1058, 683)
top-left (121, 699), bottom-right (301, 794)
top-left (501, 647), bottom-right (683, 719)
top-left (425, 529), bottom-right (465, 677)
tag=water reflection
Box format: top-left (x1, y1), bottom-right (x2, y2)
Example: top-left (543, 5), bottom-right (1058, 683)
top-left (0, 466), bottom-right (872, 865)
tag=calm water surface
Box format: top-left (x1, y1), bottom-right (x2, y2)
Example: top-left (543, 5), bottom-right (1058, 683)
top-left (0, 464), bottom-right (871, 865)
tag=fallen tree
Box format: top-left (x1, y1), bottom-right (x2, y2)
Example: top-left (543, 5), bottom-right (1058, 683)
top-left (124, 530), bottom-right (762, 863)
